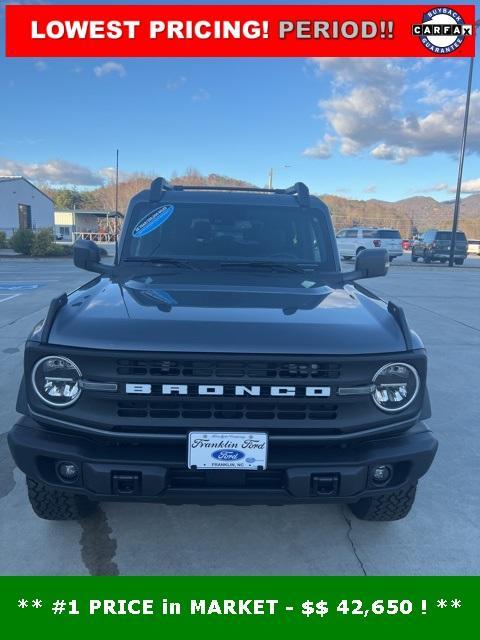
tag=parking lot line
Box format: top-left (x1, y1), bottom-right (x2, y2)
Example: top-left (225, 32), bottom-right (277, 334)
top-left (0, 294), bottom-right (21, 303)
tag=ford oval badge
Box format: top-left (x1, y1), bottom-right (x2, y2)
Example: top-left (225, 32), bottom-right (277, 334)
top-left (211, 449), bottom-right (245, 461)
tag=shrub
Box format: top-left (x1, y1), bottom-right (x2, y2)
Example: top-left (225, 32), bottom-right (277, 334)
top-left (0, 231), bottom-right (8, 249)
top-left (31, 228), bottom-right (69, 256)
top-left (60, 244), bottom-right (74, 256)
top-left (32, 230), bottom-right (76, 257)
top-left (10, 229), bottom-right (35, 255)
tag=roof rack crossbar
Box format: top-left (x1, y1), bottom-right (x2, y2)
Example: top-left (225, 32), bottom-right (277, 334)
top-left (149, 177), bottom-right (174, 201)
top-left (148, 178), bottom-right (310, 206)
top-left (284, 182), bottom-right (310, 207)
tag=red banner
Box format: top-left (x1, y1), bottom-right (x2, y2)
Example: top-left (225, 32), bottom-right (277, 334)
top-left (5, 4), bottom-right (476, 58)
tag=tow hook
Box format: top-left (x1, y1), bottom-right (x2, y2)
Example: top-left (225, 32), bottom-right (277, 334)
top-left (112, 472), bottom-right (141, 495)
top-left (311, 474), bottom-right (339, 497)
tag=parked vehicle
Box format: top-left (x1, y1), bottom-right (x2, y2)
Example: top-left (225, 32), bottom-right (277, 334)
top-left (336, 228), bottom-right (403, 262)
top-left (8, 179), bottom-right (437, 522)
top-left (467, 239), bottom-right (480, 255)
top-left (411, 229), bottom-right (468, 265)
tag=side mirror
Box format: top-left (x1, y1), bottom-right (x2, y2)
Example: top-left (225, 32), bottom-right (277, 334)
top-left (343, 248), bottom-right (388, 282)
top-left (73, 239), bottom-right (112, 275)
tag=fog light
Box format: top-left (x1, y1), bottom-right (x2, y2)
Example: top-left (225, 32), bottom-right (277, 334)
top-left (371, 464), bottom-right (392, 485)
top-left (57, 461), bottom-right (79, 482)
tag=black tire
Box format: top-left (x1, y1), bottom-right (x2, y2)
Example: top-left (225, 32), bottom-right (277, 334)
top-left (356, 247), bottom-right (366, 256)
top-left (27, 477), bottom-right (97, 521)
top-left (440, 259), bottom-right (447, 264)
top-left (411, 253), bottom-right (418, 262)
top-left (389, 256), bottom-right (394, 262)
top-left (454, 259), bottom-right (464, 266)
top-left (423, 250), bottom-right (432, 264)
top-left (348, 483), bottom-right (417, 521)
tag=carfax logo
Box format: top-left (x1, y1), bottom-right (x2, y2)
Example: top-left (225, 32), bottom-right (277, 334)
top-left (412, 7), bottom-right (473, 54)
top-left (132, 204), bottom-right (174, 238)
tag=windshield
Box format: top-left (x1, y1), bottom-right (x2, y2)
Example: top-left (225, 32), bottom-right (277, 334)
top-left (122, 202), bottom-right (336, 269)
top-left (362, 229), bottom-right (401, 239)
top-left (375, 230), bottom-right (401, 239)
top-left (436, 232), bottom-right (467, 241)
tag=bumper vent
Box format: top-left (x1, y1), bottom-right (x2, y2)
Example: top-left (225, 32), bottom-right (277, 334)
top-left (168, 469), bottom-right (285, 490)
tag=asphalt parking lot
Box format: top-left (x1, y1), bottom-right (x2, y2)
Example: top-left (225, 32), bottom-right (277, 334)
top-left (0, 254), bottom-right (479, 576)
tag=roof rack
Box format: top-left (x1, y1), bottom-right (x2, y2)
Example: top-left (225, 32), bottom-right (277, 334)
top-left (149, 177), bottom-right (174, 201)
top-left (149, 178), bottom-right (310, 207)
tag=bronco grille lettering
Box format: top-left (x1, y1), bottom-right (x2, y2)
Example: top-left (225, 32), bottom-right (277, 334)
top-left (125, 383), bottom-right (331, 397)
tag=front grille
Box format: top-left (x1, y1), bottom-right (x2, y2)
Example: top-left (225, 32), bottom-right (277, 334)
top-left (117, 399), bottom-right (338, 421)
top-left (117, 359), bottom-right (341, 380)
top-left (168, 469), bottom-right (285, 490)
top-left (26, 347), bottom-right (427, 439)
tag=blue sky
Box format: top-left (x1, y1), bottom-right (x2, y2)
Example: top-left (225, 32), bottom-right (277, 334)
top-left (0, 0), bottom-right (479, 201)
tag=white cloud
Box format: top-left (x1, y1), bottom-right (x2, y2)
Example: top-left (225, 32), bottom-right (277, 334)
top-left (410, 180), bottom-right (480, 194)
top-left (370, 144), bottom-right (419, 164)
top-left (98, 166), bottom-right (134, 183)
top-left (415, 79), bottom-right (462, 105)
top-left (458, 178), bottom-right (480, 193)
top-left (0, 157), bottom-right (104, 186)
top-left (34, 60), bottom-right (47, 72)
top-left (363, 184), bottom-right (377, 193)
top-left (304, 58), bottom-right (480, 164)
top-left (410, 182), bottom-right (450, 193)
top-left (192, 89), bottom-right (210, 103)
top-left (93, 62), bottom-right (126, 78)
top-left (428, 182), bottom-right (450, 192)
top-left (166, 76), bottom-right (187, 90)
top-left (302, 134), bottom-right (334, 159)
top-left (310, 58), bottom-right (406, 91)
top-left (322, 85), bottom-right (398, 156)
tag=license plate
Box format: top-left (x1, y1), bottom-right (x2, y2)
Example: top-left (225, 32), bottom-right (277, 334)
top-left (188, 432), bottom-right (268, 470)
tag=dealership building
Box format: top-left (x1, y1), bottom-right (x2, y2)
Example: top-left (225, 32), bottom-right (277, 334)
top-left (54, 209), bottom-right (122, 243)
top-left (0, 176), bottom-right (54, 237)
top-left (0, 176), bottom-right (53, 236)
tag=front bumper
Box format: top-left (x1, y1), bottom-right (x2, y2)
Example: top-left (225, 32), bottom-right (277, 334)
top-left (432, 250), bottom-right (467, 258)
top-left (8, 416), bottom-right (438, 505)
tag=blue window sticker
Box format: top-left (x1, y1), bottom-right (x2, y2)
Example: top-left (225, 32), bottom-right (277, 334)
top-left (132, 204), bottom-right (174, 238)
top-left (142, 289), bottom-right (178, 306)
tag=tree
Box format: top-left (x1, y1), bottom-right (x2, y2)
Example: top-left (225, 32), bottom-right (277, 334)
top-left (40, 187), bottom-right (91, 210)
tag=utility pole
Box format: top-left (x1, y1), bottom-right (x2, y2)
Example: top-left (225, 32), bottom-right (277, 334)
top-left (267, 165), bottom-right (291, 189)
top-left (114, 149), bottom-right (119, 265)
top-left (449, 23), bottom-right (478, 267)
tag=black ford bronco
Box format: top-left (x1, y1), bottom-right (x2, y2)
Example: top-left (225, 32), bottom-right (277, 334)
top-left (8, 179), bottom-right (437, 521)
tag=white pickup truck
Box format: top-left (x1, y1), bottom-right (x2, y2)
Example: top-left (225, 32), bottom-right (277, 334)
top-left (336, 227), bottom-right (404, 262)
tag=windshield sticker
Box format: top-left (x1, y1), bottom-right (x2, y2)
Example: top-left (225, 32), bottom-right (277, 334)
top-left (142, 289), bottom-right (178, 306)
top-left (132, 205), bottom-right (174, 238)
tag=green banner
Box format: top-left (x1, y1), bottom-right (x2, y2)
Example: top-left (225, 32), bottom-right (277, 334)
top-left (0, 577), bottom-right (477, 637)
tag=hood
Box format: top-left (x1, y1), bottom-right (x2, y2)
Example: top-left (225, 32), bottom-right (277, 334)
top-left (47, 276), bottom-right (411, 354)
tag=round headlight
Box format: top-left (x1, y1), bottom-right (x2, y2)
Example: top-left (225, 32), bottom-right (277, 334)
top-left (371, 362), bottom-right (420, 413)
top-left (32, 356), bottom-right (82, 407)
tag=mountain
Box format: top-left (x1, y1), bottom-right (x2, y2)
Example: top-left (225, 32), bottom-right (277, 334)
top-left (41, 169), bottom-right (480, 239)
top-left (321, 193), bottom-right (480, 238)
